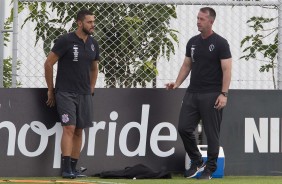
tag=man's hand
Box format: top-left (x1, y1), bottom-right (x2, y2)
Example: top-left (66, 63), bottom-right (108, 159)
top-left (214, 94), bottom-right (227, 110)
top-left (165, 82), bottom-right (179, 90)
top-left (91, 88), bottom-right (95, 96)
top-left (46, 90), bottom-right (55, 107)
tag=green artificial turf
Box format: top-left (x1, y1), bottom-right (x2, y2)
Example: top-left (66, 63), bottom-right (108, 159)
top-left (1, 176), bottom-right (282, 184)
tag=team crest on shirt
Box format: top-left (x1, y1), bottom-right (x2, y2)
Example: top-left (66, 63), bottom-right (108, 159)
top-left (209, 44), bottom-right (215, 52)
top-left (62, 114), bottom-right (70, 123)
top-left (91, 44), bottom-right (95, 51)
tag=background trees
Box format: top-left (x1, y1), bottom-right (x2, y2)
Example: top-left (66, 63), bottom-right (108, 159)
top-left (240, 4), bottom-right (278, 89)
top-left (12, 2), bottom-right (178, 88)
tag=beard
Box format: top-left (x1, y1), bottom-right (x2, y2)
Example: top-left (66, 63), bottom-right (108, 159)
top-left (82, 26), bottom-right (93, 35)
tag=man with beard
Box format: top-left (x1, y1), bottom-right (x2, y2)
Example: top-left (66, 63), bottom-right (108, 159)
top-left (44, 9), bottom-right (99, 179)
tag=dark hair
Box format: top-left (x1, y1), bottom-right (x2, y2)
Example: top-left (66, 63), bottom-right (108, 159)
top-left (76, 9), bottom-right (94, 22)
top-left (200, 7), bottom-right (216, 20)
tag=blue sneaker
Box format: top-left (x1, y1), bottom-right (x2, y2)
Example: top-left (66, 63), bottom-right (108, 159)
top-left (62, 171), bottom-right (76, 179)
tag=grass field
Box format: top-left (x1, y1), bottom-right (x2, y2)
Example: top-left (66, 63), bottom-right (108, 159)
top-left (1, 176), bottom-right (282, 184)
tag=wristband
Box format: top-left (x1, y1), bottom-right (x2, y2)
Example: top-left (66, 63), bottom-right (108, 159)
top-left (221, 92), bottom-right (228, 97)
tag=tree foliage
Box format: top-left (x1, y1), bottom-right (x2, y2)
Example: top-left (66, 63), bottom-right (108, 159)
top-left (240, 8), bottom-right (278, 89)
top-left (3, 4), bottom-right (21, 88)
top-left (3, 57), bottom-right (21, 88)
top-left (11, 2), bottom-right (178, 88)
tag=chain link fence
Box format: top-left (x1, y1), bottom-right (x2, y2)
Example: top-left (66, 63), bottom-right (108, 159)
top-left (2, 0), bottom-right (281, 89)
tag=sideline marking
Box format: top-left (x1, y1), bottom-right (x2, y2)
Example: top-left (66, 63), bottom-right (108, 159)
top-left (0, 179), bottom-right (127, 184)
top-left (0, 179), bottom-right (96, 183)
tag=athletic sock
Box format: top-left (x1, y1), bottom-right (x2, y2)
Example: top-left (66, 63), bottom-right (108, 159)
top-left (71, 158), bottom-right (78, 172)
top-left (62, 156), bottom-right (72, 173)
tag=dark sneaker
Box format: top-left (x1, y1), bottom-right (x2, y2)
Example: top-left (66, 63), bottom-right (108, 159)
top-left (184, 160), bottom-right (205, 178)
top-left (74, 167), bottom-right (87, 177)
top-left (62, 171), bottom-right (76, 179)
top-left (198, 167), bottom-right (212, 180)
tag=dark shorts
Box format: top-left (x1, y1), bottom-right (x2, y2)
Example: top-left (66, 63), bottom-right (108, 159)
top-left (55, 91), bottom-right (94, 129)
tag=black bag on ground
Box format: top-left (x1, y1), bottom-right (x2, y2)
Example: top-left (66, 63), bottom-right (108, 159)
top-left (93, 164), bottom-right (171, 179)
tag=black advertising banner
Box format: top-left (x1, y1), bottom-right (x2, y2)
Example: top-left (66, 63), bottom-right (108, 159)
top-left (1, 89), bottom-right (282, 177)
top-left (0, 88), bottom-right (186, 177)
top-left (221, 90), bottom-right (282, 176)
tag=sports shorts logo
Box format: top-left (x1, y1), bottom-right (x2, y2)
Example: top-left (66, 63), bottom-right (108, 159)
top-left (62, 114), bottom-right (70, 123)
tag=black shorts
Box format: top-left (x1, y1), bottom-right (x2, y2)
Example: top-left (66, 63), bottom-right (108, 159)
top-left (55, 91), bottom-right (94, 129)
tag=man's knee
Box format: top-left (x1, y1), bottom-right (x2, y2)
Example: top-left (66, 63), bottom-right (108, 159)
top-left (73, 128), bottom-right (83, 137)
top-left (178, 125), bottom-right (194, 136)
top-left (63, 125), bottom-right (76, 135)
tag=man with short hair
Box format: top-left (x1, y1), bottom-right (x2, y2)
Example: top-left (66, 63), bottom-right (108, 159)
top-left (166, 7), bottom-right (232, 180)
top-left (44, 9), bottom-right (99, 179)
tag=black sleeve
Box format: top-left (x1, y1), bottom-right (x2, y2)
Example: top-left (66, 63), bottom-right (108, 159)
top-left (94, 40), bottom-right (100, 61)
top-left (219, 38), bottom-right (232, 59)
top-left (51, 34), bottom-right (69, 57)
top-left (185, 39), bottom-right (192, 57)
